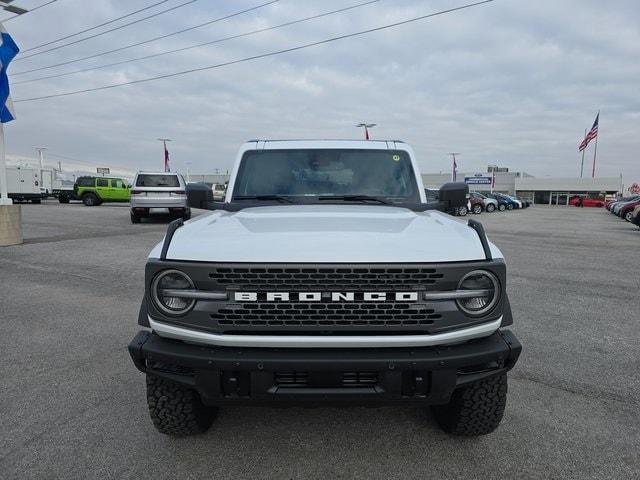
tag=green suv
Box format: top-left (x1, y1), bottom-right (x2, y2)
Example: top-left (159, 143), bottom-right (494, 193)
top-left (74, 176), bottom-right (131, 206)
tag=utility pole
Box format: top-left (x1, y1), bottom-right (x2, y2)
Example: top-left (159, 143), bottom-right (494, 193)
top-left (34, 147), bottom-right (47, 169)
top-left (448, 153), bottom-right (460, 182)
top-left (185, 161), bottom-right (192, 182)
top-left (356, 123), bottom-right (376, 140)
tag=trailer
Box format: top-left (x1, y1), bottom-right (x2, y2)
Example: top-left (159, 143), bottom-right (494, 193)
top-left (6, 166), bottom-right (44, 203)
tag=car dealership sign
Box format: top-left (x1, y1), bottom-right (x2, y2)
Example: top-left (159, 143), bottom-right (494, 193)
top-left (465, 176), bottom-right (492, 185)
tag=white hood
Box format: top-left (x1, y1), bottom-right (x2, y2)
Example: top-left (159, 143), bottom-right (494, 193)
top-left (150, 205), bottom-right (503, 263)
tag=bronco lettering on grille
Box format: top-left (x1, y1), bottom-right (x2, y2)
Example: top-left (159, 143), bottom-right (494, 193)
top-left (233, 292), bottom-right (419, 302)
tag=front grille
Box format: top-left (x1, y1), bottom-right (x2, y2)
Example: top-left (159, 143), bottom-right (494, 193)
top-left (212, 302), bottom-right (442, 328)
top-left (209, 266), bottom-right (443, 291)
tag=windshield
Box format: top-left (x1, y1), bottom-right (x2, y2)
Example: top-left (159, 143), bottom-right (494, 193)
top-left (232, 149), bottom-right (420, 203)
top-left (136, 174), bottom-right (180, 187)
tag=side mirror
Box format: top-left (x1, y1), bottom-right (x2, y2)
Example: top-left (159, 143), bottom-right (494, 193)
top-left (438, 182), bottom-right (469, 210)
top-left (186, 182), bottom-right (215, 209)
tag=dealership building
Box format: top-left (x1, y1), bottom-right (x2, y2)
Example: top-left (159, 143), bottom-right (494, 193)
top-left (421, 168), bottom-right (620, 205)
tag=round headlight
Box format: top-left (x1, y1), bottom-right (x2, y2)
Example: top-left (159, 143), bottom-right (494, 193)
top-left (151, 269), bottom-right (195, 316)
top-left (456, 270), bottom-right (500, 317)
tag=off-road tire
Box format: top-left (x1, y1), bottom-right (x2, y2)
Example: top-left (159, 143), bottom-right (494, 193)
top-left (82, 193), bottom-right (99, 206)
top-left (486, 204), bottom-right (496, 213)
top-left (146, 374), bottom-right (216, 436)
top-left (130, 212), bottom-right (141, 224)
top-left (472, 204), bottom-right (483, 214)
top-left (432, 373), bottom-right (507, 436)
top-left (498, 204), bottom-right (506, 212)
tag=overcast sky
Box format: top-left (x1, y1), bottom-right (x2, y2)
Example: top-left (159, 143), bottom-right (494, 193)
top-left (4, 0), bottom-right (639, 185)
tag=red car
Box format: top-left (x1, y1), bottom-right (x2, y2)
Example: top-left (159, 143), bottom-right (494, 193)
top-left (569, 196), bottom-right (604, 208)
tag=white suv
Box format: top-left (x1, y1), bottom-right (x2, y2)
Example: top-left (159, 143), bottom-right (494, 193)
top-left (130, 172), bottom-right (190, 223)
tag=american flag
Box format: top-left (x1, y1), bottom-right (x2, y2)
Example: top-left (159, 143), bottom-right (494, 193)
top-left (578, 113), bottom-right (599, 152)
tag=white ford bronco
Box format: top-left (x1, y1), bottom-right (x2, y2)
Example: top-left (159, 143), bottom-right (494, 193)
top-left (129, 140), bottom-right (521, 436)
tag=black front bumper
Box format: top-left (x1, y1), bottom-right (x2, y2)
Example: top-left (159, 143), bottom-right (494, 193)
top-left (128, 330), bottom-right (521, 406)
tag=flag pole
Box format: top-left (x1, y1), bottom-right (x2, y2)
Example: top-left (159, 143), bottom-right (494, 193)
top-left (580, 128), bottom-right (586, 178)
top-left (0, 122), bottom-right (11, 205)
top-left (591, 134), bottom-right (598, 178)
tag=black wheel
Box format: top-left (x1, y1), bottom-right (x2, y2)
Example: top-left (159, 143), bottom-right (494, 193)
top-left (498, 204), bottom-right (506, 212)
top-left (58, 195), bottom-right (69, 204)
top-left (457, 205), bottom-right (468, 216)
top-left (183, 209), bottom-right (191, 221)
top-left (32, 198), bottom-right (41, 204)
top-left (82, 193), bottom-right (99, 206)
top-left (486, 203), bottom-right (496, 213)
top-left (624, 211), bottom-right (633, 222)
top-left (506, 204), bottom-right (514, 210)
top-left (472, 204), bottom-right (482, 214)
top-left (146, 374), bottom-right (216, 436)
top-left (130, 211), bottom-right (141, 224)
top-left (432, 374), bottom-right (507, 436)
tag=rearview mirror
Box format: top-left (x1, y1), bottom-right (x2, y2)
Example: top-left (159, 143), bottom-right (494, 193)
top-left (186, 182), bottom-right (214, 209)
top-left (438, 182), bottom-right (469, 210)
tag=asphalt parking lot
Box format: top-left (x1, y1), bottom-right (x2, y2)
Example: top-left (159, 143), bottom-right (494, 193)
top-left (1, 202), bottom-right (639, 480)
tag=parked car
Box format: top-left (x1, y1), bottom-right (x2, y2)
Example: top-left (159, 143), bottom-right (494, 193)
top-left (502, 194), bottom-right (522, 209)
top-left (130, 172), bottom-right (190, 223)
top-left (619, 198), bottom-right (640, 222)
top-left (469, 196), bottom-right (484, 214)
top-left (569, 195), bottom-right (605, 208)
top-left (613, 196), bottom-right (640, 216)
top-left (470, 192), bottom-right (497, 212)
top-left (128, 139), bottom-right (521, 437)
top-left (513, 196), bottom-right (530, 208)
top-left (484, 192), bottom-right (511, 211)
top-left (211, 183), bottom-right (227, 201)
top-left (74, 176), bottom-right (131, 206)
top-left (632, 205), bottom-right (640, 228)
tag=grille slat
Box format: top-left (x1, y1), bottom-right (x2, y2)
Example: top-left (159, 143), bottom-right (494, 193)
top-left (212, 302), bottom-right (441, 327)
top-left (209, 266), bottom-right (443, 291)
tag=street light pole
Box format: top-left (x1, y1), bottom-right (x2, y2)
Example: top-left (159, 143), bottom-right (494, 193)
top-left (35, 146), bottom-right (47, 169)
top-left (185, 161), bottom-right (192, 182)
top-left (356, 123), bottom-right (376, 140)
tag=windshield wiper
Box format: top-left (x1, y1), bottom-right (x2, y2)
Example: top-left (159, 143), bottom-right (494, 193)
top-left (317, 195), bottom-right (391, 205)
top-left (234, 195), bottom-right (293, 203)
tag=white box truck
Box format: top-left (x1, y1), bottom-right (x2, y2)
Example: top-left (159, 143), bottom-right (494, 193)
top-left (6, 166), bottom-right (43, 203)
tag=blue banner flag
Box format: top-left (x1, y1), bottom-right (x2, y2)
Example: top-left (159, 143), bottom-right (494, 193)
top-left (0, 23), bottom-right (19, 123)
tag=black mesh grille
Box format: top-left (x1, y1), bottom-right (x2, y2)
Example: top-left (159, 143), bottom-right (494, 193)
top-left (209, 266), bottom-right (443, 291)
top-left (212, 302), bottom-right (441, 327)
